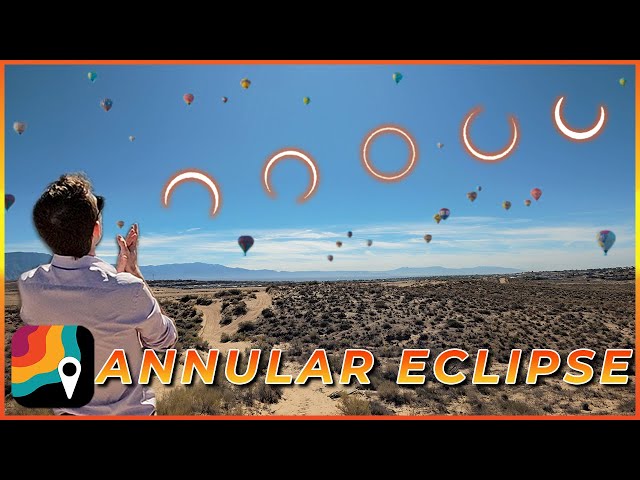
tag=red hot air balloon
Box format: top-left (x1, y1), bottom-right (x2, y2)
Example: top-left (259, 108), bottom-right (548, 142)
top-left (238, 236), bottom-right (254, 256)
top-left (531, 188), bottom-right (542, 201)
top-left (184, 93), bottom-right (195, 106)
top-left (6, 194), bottom-right (16, 210)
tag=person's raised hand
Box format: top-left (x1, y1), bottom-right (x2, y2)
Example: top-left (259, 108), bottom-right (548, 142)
top-left (124, 223), bottom-right (143, 279)
top-left (116, 235), bottom-right (130, 273)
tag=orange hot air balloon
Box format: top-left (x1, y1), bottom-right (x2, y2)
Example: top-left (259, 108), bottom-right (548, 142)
top-left (524, 199), bottom-right (531, 207)
top-left (336, 241), bottom-right (343, 248)
top-left (531, 188), bottom-right (542, 201)
top-left (183, 93), bottom-right (194, 105)
top-left (117, 220), bottom-right (125, 228)
top-left (240, 78), bottom-right (251, 89)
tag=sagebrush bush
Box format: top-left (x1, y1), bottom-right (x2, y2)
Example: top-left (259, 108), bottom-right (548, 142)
top-left (338, 394), bottom-right (371, 415)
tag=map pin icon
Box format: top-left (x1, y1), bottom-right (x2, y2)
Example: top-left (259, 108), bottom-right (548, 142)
top-left (58, 357), bottom-right (81, 400)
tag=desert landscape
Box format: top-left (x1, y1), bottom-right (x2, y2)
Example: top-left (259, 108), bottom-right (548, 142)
top-left (4, 267), bottom-right (635, 416)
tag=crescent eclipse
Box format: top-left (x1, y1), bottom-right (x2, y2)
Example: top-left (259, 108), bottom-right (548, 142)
top-left (461, 107), bottom-right (519, 163)
top-left (162, 169), bottom-right (221, 217)
top-left (553, 96), bottom-right (607, 142)
top-left (262, 149), bottom-right (319, 203)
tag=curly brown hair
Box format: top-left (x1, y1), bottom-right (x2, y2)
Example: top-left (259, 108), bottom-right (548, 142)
top-left (33, 173), bottom-right (101, 258)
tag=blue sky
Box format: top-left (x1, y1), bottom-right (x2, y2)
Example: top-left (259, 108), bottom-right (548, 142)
top-left (5, 64), bottom-right (635, 271)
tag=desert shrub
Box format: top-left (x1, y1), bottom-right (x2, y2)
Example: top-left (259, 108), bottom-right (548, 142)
top-left (220, 333), bottom-right (231, 343)
top-left (237, 321), bottom-right (256, 333)
top-left (157, 383), bottom-right (240, 415)
top-left (253, 383), bottom-right (282, 404)
top-left (262, 308), bottom-right (275, 318)
top-left (180, 294), bottom-right (197, 303)
top-left (338, 394), bottom-right (371, 415)
top-left (377, 381), bottom-right (413, 406)
top-left (219, 315), bottom-right (233, 326)
top-left (196, 296), bottom-right (213, 305)
top-left (369, 400), bottom-right (395, 415)
top-left (232, 302), bottom-right (248, 316)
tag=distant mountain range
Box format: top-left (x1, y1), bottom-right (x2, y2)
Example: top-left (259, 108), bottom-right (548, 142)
top-left (5, 252), bottom-right (521, 282)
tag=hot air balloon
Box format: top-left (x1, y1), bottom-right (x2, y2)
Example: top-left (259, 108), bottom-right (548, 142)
top-left (502, 201), bottom-right (512, 210)
top-left (467, 192), bottom-right (478, 202)
top-left (477, 186), bottom-right (482, 192)
top-left (129, 135), bottom-right (135, 142)
top-left (183, 93), bottom-right (194, 106)
top-left (336, 241), bottom-right (343, 248)
top-left (439, 208), bottom-right (450, 221)
top-left (88, 71), bottom-right (97, 83)
top-left (366, 239), bottom-right (373, 247)
top-left (5, 194), bottom-right (15, 211)
top-left (434, 213), bottom-right (442, 224)
top-left (392, 72), bottom-right (403, 84)
top-left (100, 98), bottom-right (113, 112)
top-left (117, 220), bottom-right (125, 228)
top-left (347, 231), bottom-right (353, 238)
top-left (424, 234), bottom-right (432, 243)
top-left (238, 235), bottom-right (254, 256)
top-left (222, 96), bottom-right (228, 103)
top-left (13, 122), bottom-right (26, 135)
top-left (531, 188), bottom-right (542, 201)
top-left (437, 142), bottom-right (444, 149)
top-left (524, 199), bottom-right (532, 207)
top-left (303, 97), bottom-right (311, 105)
top-left (240, 78), bottom-right (251, 89)
top-left (597, 230), bottom-right (615, 256)
top-left (619, 78), bottom-right (626, 87)
top-left (327, 255), bottom-right (334, 262)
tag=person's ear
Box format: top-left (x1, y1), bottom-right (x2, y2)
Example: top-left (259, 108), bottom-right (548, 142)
top-left (93, 219), bottom-right (102, 239)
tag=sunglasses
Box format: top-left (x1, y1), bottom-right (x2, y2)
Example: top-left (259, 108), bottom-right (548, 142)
top-left (96, 195), bottom-right (105, 215)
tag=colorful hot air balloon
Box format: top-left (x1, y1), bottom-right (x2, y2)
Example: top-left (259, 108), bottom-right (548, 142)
top-left (439, 208), bottom-right (450, 220)
top-left (240, 78), bottom-right (251, 89)
top-left (117, 220), bottom-right (125, 228)
top-left (393, 72), bottom-right (403, 84)
top-left (597, 230), bottom-right (616, 256)
top-left (347, 231), bottom-right (353, 238)
top-left (477, 186), bottom-right (482, 192)
top-left (366, 239), bottom-right (373, 247)
top-left (434, 213), bottom-right (442, 224)
top-left (129, 135), bottom-right (135, 142)
top-left (524, 199), bottom-right (532, 207)
top-left (437, 142), bottom-right (444, 149)
top-left (100, 98), bottom-right (113, 112)
top-left (531, 188), bottom-right (542, 201)
top-left (183, 93), bottom-right (194, 106)
top-left (467, 192), bottom-right (478, 202)
top-left (502, 201), bottom-right (512, 210)
top-left (222, 96), bottom-right (228, 103)
top-left (619, 78), bottom-right (626, 87)
top-left (303, 96), bottom-right (311, 105)
top-left (238, 235), bottom-right (254, 256)
top-left (88, 71), bottom-right (97, 83)
top-left (327, 255), bottom-right (334, 262)
top-left (336, 241), bottom-right (343, 248)
top-left (424, 234), bottom-right (432, 243)
top-left (5, 194), bottom-right (15, 211)
top-left (13, 121), bottom-right (26, 135)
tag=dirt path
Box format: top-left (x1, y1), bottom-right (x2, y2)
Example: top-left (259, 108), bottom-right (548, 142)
top-left (198, 290), bottom-right (271, 353)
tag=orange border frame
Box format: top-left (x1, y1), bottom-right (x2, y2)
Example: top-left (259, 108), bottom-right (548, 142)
top-left (1, 59), bottom-right (637, 420)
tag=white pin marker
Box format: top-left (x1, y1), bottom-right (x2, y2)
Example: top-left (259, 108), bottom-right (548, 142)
top-left (58, 357), bottom-right (81, 400)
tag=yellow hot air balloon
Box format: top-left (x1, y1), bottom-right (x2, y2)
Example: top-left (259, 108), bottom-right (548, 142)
top-left (240, 78), bottom-right (251, 89)
top-left (303, 96), bottom-right (311, 105)
top-left (619, 78), bottom-right (626, 87)
top-left (434, 213), bottom-right (442, 224)
top-left (502, 200), bottom-right (512, 210)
